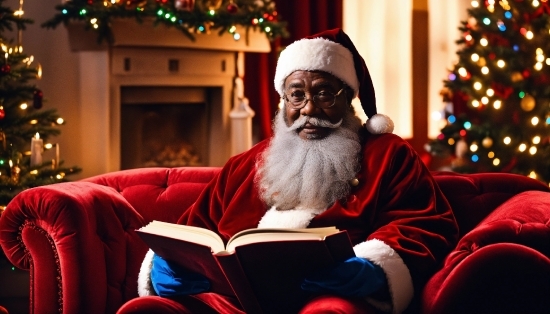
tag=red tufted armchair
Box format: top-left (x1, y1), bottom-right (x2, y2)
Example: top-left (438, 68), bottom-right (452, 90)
top-left (1, 167), bottom-right (550, 314)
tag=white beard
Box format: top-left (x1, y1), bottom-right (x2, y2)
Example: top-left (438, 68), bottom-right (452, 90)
top-left (255, 109), bottom-right (363, 211)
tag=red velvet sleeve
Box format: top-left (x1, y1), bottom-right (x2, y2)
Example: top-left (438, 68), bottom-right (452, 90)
top-left (364, 134), bottom-right (459, 287)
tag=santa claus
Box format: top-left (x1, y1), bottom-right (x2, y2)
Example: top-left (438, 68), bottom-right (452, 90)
top-left (120, 28), bottom-right (458, 314)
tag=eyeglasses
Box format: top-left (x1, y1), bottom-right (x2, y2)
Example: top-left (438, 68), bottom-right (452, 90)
top-left (282, 88), bottom-right (346, 110)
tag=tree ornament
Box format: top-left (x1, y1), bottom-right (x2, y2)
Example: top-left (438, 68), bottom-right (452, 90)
top-left (175, 0), bottom-right (195, 11)
top-left (0, 106), bottom-right (4, 120)
top-left (482, 137), bottom-right (493, 148)
top-left (0, 64), bottom-right (10, 74)
top-left (510, 71), bottom-right (523, 82)
top-left (226, 1), bottom-right (238, 14)
top-left (33, 89), bottom-right (43, 109)
top-left (520, 94), bottom-right (535, 111)
top-left (203, 0), bottom-right (222, 10)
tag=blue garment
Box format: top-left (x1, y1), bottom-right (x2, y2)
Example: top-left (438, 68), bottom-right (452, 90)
top-left (150, 253), bottom-right (210, 297)
top-left (301, 257), bottom-right (387, 297)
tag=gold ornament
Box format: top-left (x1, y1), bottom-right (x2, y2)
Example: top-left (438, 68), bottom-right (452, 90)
top-left (482, 137), bottom-right (493, 148)
top-left (520, 94), bottom-right (536, 112)
top-left (201, 0), bottom-right (222, 10)
top-left (510, 71), bottom-right (523, 82)
top-left (350, 178), bottom-right (359, 186)
top-left (477, 57), bottom-right (486, 67)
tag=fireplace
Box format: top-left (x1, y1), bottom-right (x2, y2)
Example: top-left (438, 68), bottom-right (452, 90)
top-left (120, 86), bottom-right (213, 169)
top-left (67, 20), bottom-right (270, 178)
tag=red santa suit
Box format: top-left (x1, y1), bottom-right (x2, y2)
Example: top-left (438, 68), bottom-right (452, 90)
top-left (137, 130), bottom-right (458, 313)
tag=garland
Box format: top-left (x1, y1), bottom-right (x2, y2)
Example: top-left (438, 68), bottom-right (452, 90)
top-left (41, 0), bottom-right (289, 44)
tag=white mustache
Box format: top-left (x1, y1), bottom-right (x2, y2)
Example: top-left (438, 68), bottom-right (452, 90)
top-left (287, 116), bottom-right (343, 131)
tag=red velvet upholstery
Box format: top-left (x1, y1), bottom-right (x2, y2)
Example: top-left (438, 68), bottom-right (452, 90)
top-left (1, 167), bottom-right (549, 314)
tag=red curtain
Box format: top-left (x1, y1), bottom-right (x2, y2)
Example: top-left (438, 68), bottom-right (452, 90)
top-left (244, 0), bottom-right (343, 140)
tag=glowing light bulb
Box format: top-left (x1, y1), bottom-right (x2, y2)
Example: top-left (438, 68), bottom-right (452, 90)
top-left (532, 116), bottom-right (540, 125)
top-left (504, 137), bottom-right (511, 145)
top-left (481, 96), bottom-right (489, 104)
top-left (533, 0), bottom-right (540, 7)
top-left (497, 60), bottom-right (506, 68)
top-left (458, 67), bottom-right (468, 77)
top-left (519, 143), bottom-right (527, 152)
top-left (480, 38), bottom-right (488, 46)
top-left (526, 30), bottom-right (534, 39)
top-left (470, 143), bottom-right (479, 152)
top-left (488, 151), bottom-right (495, 158)
top-left (471, 0), bottom-right (479, 7)
top-left (473, 82), bottom-right (482, 90)
top-left (481, 66), bottom-right (489, 74)
top-left (533, 136), bottom-right (541, 144)
top-left (493, 100), bottom-right (502, 109)
top-left (20, 103), bottom-right (28, 109)
top-left (471, 53), bottom-right (480, 62)
top-left (56, 118), bottom-right (64, 125)
top-left (529, 146), bottom-right (537, 155)
top-left (535, 63), bottom-right (543, 71)
top-left (493, 158), bottom-right (500, 166)
top-left (486, 88), bottom-right (494, 96)
top-left (529, 171), bottom-right (537, 179)
top-left (448, 138), bottom-right (455, 145)
top-left (472, 100), bottom-right (480, 108)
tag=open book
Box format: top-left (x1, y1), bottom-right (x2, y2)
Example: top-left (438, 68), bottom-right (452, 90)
top-left (136, 220), bottom-right (355, 314)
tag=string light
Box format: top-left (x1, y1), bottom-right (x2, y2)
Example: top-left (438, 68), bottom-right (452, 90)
top-left (493, 100), bottom-right (502, 109)
top-left (532, 116), bottom-right (540, 125)
top-left (493, 158), bottom-right (500, 166)
top-left (529, 146), bottom-right (537, 155)
top-left (470, 143), bottom-right (479, 152)
top-left (504, 136), bottom-right (512, 145)
top-left (481, 66), bottom-right (489, 74)
top-left (519, 143), bottom-right (527, 152)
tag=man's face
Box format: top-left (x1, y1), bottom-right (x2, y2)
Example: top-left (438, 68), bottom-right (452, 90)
top-left (283, 70), bottom-right (349, 140)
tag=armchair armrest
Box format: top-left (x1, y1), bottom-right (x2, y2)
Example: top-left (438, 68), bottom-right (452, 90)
top-left (422, 190), bottom-right (550, 314)
top-left (0, 182), bottom-right (148, 314)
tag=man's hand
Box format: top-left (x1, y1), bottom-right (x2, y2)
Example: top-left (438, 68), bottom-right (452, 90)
top-left (301, 257), bottom-right (387, 297)
top-left (151, 253), bottom-right (210, 297)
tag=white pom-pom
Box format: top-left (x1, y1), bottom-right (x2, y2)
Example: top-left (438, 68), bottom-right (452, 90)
top-left (365, 114), bottom-right (394, 134)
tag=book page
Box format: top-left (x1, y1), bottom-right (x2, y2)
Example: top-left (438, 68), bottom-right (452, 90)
top-left (225, 227), bottom-right (339, 253)
top-left (139, 220), bottom-right (226, 253)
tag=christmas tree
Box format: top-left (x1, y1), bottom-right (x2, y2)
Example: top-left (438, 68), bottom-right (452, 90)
top-left (427, 0), bottom-right (550, 184)
top-left (0, 0), bottom-right (81, 210)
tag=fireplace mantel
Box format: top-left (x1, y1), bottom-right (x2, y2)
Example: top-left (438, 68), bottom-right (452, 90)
top-left (68, 20), bottom-right (270, 178)
top-left (66, 19), bottom-right (271, 53)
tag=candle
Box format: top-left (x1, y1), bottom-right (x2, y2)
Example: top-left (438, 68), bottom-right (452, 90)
top-left (55, 143), bottom-right (60, 168)
top-left (30, 132), bottom-right (43, 167)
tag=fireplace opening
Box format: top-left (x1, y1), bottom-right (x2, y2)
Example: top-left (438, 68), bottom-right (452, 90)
top-left (120, 86), bottom-right (211, 170)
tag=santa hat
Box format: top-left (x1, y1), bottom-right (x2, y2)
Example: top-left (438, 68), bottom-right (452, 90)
top-left (274, 28), bottom-right (394, 134)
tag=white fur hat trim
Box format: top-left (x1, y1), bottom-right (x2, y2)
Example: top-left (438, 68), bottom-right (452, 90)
top-left (365, 114), bottom-right (395, 134)
top-left (274, 37), bottom-right (360, 97)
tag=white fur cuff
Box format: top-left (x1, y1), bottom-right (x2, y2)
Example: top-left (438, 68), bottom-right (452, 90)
top-left (137, 249), bottom-right (157, 296)
top-left (354, 239), bottom-right (414, 314)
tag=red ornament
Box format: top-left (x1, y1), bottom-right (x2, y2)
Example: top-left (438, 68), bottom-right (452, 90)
top-left (175, 0), bottom-right (195, 11)
top-left (0, 107), bottom-right (5, 119)
top-left (227, 2), bottom-right (238, 14)
top-left (0, 64), bottom-right (10, 74)
top-left (33, 90), bottom-right (43, 109)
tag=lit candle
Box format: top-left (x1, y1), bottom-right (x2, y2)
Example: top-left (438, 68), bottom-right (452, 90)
top-left (30, 132), bottom-right (43, 167)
